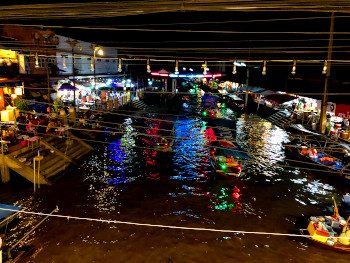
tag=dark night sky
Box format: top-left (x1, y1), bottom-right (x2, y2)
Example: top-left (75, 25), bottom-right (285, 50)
top-left (2, 1), bottom-right (350, 95)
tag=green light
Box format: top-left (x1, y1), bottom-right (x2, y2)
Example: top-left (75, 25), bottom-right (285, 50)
top-left (222, 103), bottom-right (226, 107)
top-left (203, 111), bottom-right (207, 116)
top-left (221, 164), bottom-right (227, 169)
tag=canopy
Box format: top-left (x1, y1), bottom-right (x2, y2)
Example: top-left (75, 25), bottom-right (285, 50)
top-left (264, 93), bottom-right (296, 104)
top-left (202, 94), bottom-right (219, 107)
top-left (256, 89), bottom-right (276, 96)
top-left (58, 84), bottom-right (78, 90)
top-left (212, 140), bottom-right (251, 159)
top-left (0, 203), bottom-right (22, 228)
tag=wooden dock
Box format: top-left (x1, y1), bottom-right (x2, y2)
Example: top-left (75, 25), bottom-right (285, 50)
top-left (0, 133), bottom-right (93, 185)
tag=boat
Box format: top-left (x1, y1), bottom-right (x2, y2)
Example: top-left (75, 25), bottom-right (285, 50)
top-left (0, 203), bottom-right (22, 229)
top-left (341, 194), bottom-right (350, 214)
top-left (210, 139), bottom-right (250, 177)
top-left (284, 137), bottom-right (350, 182)
top-left (300, 198), bottom-right (350, 253)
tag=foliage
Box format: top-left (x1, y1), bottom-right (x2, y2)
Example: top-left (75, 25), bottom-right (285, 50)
top-left (14, 98), bottom-right (28, 111)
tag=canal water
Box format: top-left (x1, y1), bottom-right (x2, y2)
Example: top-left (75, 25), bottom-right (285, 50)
top-left (1, 94), bottom-right (350, 262)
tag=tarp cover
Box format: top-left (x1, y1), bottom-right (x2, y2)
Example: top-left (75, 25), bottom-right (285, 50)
top-left (0, 203), bottom-right (22, 220)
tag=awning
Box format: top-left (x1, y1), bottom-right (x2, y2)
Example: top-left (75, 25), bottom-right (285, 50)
top-left (264, 93), bottom-right (296, 104)
top-left (256, 89), bottom-right (276, 96)
top-left (58, 84), bottom-right (78, 90)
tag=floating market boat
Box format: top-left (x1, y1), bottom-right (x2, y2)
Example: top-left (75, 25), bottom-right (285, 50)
top-left (284, 137), bottom-right (350, 183)
top-left (210, 139), bottom-right (250, 177)
top-left (300, 198), bottom-right (350, 253)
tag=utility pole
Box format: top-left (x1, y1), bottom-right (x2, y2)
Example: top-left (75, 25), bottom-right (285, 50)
top-left (320, 12), bottom-right (335, 134)
top-left (66, 40), bottom-right (79, 107)
top-left (244, 66), bottom-right (249, 109)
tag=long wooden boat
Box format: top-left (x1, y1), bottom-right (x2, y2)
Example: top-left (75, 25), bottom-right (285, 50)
top-left (300, 227), bottom-right (350, 253)
top-left (210, 139), bottom-right (250, 177)
top-left (300, 198), bottom-right (350, 253)
top-left (284, 138), bottom-right (350, 182)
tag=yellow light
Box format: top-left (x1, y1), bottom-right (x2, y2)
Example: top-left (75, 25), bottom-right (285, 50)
top-left (118, 58), bottom-right (122, 72)
top-left (262, 60), bottom-right (267, 75)
top-left (11, 93), bottom-right (17, 99)
top-left (15, 87), bottom-right (23, 96)
top-left (291, 60), bottom-right (296, 75)
top-left (98, 49), bottom-right (103, 56)
top-left (147, 59), bottom-right (151, 73)
top-left (322, 60), bottom-right (327, 74)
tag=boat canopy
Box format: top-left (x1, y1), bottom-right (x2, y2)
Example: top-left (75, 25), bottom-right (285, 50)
top-left (212, 140), bottom-right (251, 160)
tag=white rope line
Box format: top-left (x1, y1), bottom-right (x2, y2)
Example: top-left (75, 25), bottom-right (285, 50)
top-left (1, 208), bottom-right (349, 239)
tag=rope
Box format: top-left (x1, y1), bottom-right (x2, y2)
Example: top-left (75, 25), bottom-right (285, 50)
top-left (0, 207), bottom-right (348, 239)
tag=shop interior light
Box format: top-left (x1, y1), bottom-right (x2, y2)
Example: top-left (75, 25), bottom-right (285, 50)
top-left (118, 58), bottom-right (122, 72)
top-left (147, 59), bottom-right (151, 73)
top-left (262, 60), bottom-right (267, 75)
top-left (322, 60), bottom-right (327, 74)
top-left (291, 60), bottom-right (297, 75)
top-left (11, 93), bottom-right (17, 99)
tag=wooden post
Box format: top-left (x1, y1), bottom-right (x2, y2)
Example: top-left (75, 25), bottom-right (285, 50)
top-left (320, 12), bottom-right (335, 133)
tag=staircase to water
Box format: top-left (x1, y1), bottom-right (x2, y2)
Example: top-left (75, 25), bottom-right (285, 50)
top-left (1, 134), bottom-right (93, 185)
top-left (266, 110), bottom-right (293, 128)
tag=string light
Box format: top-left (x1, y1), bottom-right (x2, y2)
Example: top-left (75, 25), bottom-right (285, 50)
top-left (35, 53), bottom-right (39, 68)
top-left (291, 60), bottom-right (296, 75)
top-left (262, 60), bottom-right (267, 75)
top-left (62, 55), bottom-right (67, 69)
top-left (147, 58), bottom-right (151, 73)
top-left (322, 60), bottom-right (327, 74)
top-left (175, 60), bottom-right (179, 74)
top-left (232, 59), bottom-right (237, 74)
top-left (118, 58), bottom-right (122, 72)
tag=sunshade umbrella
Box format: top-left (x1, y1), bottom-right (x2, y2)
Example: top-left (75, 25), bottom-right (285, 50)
top-left (58, 84), bottom-right (78, 90)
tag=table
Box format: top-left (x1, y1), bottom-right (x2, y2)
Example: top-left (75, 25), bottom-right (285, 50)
top-left (27, 136), bottom-right (40, 151)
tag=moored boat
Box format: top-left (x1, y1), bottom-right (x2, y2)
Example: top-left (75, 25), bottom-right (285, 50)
top-left (284, 138), bottom-right (350, 182)
top-left (300, 198), bottom-right (350, 253)
top-left (210, 139), bottom-right (250, 177)
top-left (0, 203), bottom-right (22, 230)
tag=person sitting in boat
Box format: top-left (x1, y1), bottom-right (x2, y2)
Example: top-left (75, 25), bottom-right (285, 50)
top-left (309, 146), bottom-right (318, 158)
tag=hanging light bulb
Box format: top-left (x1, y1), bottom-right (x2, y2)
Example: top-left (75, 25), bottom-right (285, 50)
top-left (118, 58), bottom-right (122, 72)
top-left (175, 60), bottom-right (179, 74)
top-left (262, 60), bottom-right (267, 75)
top-left (35, 53), bottom-right (39, 68)
top-left (322, 60), bottom-right (327, 74)
top-left (147, 59), bottom-right (151, 73)
top-left (291, 60), bottom-right (296, 75)
top-left (63, 55), bottom-right (67, 69)
top-left (203, 61), bottom-right (207, 75)
top-left (232, 59), bottom-right (237, 74)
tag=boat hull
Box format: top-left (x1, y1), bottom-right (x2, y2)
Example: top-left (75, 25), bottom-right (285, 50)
top-left (300, 229), bottom-right (350, 253)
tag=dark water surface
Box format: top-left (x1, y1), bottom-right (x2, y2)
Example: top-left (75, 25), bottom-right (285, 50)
top-left (1, 97), bottom-right (350, 263)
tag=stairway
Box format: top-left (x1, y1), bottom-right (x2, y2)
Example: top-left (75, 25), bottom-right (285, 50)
top-left (131, 99), bottom-right (148, 110)
top-left (5, 134), bottom-right (92, 185)
top-left (266, 110), bottom-right (292, 128)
